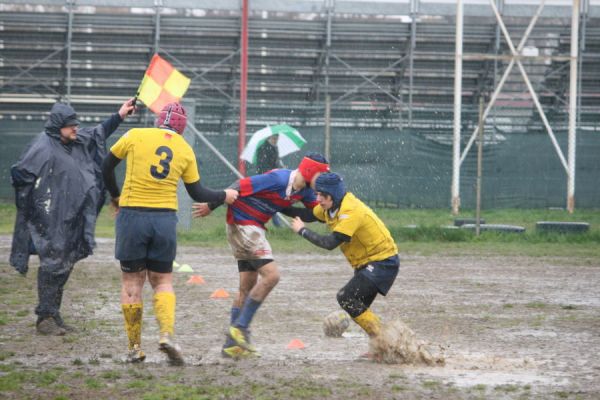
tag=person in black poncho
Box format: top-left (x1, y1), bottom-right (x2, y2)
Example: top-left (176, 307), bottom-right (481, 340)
top-left (10, 98), bottom-right (135, 336)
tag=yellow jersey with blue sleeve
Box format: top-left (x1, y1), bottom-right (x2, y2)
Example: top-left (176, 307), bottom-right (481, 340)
top-left (313, 192), bottom-right (398, 268)
top-left (110, 127), bottom-right (200, 210)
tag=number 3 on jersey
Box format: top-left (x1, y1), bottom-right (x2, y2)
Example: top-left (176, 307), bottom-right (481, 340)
top-left (150, 146), bottom-right (173, 179)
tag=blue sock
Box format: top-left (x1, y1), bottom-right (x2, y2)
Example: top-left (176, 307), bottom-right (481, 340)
top-left (235, 297), bottom-right (262, 329)
top-left (230, 307), bottom-right (241, 325)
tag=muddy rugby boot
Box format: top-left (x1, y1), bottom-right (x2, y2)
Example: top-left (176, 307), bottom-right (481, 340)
top-left (228, 326), bottom-right (256, 353)
top-left (221, 336), bottom-right (258, 359)
top-left (221, 345), bottom-right (255, 359)
top-left (159, 333), bottom-right (184, 366)
top-left (127, 344), bottom-right (146, 363)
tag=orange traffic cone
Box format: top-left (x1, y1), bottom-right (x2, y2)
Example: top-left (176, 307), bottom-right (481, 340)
top-left (210, 288), bottom-right (230, 299)
top-left (286, 338), bottom-right (305, 350)
top-left (186, 275), bottom-right (205, 285)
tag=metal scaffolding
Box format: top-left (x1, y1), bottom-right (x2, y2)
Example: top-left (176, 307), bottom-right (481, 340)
top-left (0, 0), bottom-right (598, 209)
top-left (451, 0), bottom-right (584, 213)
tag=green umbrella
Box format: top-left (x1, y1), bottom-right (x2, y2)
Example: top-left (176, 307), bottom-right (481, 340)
top-left (241, 124), bottom-right (307, 164)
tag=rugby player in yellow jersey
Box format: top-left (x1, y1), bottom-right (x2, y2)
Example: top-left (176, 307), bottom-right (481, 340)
top-left (290, 172), bottom-right (399, 344)
top-left (101, 102), bottom-right (238, 365)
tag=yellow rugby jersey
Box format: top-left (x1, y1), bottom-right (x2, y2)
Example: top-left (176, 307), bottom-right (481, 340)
top-left (313, 192), bottom-right (398, 268)
top-left (110, 127), bottom-right (200, 209)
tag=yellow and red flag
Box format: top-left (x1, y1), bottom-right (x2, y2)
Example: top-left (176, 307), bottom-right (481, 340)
top-left (137, 54), bottom-right (191, 114)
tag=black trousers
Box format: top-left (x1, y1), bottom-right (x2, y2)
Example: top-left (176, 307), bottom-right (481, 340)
top-left (35, 261), bottom-right (74, 320)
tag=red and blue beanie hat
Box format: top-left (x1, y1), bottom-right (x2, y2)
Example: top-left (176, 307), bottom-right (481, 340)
top-left (315, 172), bottom-right (346, 204)
top-left (298, 152), bottom-right (329, 183)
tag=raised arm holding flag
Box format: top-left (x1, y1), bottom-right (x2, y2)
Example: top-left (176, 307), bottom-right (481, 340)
top-left (136, 54), bottom-right (191, 113)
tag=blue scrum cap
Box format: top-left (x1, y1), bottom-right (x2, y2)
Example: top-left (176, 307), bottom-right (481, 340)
top-left (315, 172), bottom-right (346, 204)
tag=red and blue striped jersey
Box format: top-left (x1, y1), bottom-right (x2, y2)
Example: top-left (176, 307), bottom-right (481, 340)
top-left (227, 169), bottom-right (318, 229)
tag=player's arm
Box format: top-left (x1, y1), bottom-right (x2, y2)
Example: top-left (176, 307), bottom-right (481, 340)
top-left (280, 206), bottom-right (318, 222)
top-left (290, 217), bottom-right (350, 250)
top-left (205, 180), bottom-right (240, 210)
top-left (184, 181), bottom-right (231, 203)
top-left (102, 152), bottom-right (122, 199)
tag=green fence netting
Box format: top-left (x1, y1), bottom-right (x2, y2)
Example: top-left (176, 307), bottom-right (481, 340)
top-left (1, 122), bottom-right (599, 209)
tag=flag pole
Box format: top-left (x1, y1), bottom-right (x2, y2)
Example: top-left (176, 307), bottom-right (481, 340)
top-left (127, 94), bottom-right (138, 115)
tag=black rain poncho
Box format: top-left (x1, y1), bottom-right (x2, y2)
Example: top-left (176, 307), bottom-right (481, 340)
top-left (10, 103), bottom-right (112, 275)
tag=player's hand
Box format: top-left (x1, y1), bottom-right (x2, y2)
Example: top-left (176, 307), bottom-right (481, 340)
top-left (223, 189), bottom-right (239, 205)
top-left (192, 202), bottom-right (212, 218)
top-left (291, 217), bottom-right (305, 233)
top-left (118, 97), bottom-right (137, 119)
top-left (110, 197), bottom-right (120, 216)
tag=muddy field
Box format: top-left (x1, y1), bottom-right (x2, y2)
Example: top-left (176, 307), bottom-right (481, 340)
top-left (1, 235), bottom-right (599, 399)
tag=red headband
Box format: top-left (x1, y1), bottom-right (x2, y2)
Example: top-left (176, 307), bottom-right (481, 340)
top-left (298, 157), bottom-right (330, 183)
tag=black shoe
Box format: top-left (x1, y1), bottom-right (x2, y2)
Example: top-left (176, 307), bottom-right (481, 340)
top-left (36, 317), bottom-right (66, 336)
top-left (54, 315), bottom-right (77, 333)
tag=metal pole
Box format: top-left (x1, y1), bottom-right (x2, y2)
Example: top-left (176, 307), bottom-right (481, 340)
top-left (577, 0), bottom-right (588, 127)
top-left (324, 0), bottom-right (333, 161)
top-left (408, 0), bottom-right (417, 127)
top-left (66, 0), bottom-right (74, 104)
top-left (492, 0), bottom-right (502, 142)
top-left (490, 0), bottom-right (569, 173)
top-left (451, 0), bottom-right (463, 214)
top-left (462, 53), bottom-right (569, 62)
top-left (475, 97), bottom-right (484, 236)
top-left (177, 98), bottom-right (196, 231)
top-left (461, 0), bottom-right (545, 164)
top-left (238, 0), bottom-right (249, 176)
top-left (567, 0), bottom-right (580, 213)
top-left (325, 97), bottom-right (331, 160)
top-left (154, 0), bottom-right (161, 54)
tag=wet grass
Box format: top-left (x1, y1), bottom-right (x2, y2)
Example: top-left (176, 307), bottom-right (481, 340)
top-left (1, 361), bottom-right (470, 400)
top-left (421, 379), bottom-right (442, 388)
top-left (525, 302), bottom-right (549, 309)
top-left (391, 384), bottom-right (407, 392)
top-left (0, 365), bottom-right (65, 391)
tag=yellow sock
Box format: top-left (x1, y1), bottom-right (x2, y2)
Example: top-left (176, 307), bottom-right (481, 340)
top-left (353, 309), bottom-right (382, 337)
top-left (122, 303), bottom-right (143, 350)
top-left (153, 292), bottom-right (176, 336)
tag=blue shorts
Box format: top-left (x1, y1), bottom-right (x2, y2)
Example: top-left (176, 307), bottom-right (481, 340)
top-left (115, 208), bottom-right (178, 267)
top-left (355, 254), bottom-right (400, 295)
